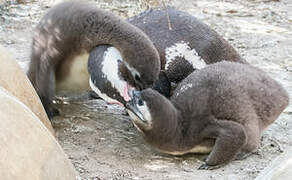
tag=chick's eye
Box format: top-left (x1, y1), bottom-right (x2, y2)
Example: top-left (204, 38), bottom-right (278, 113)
top-left (138, 99), bottom-right (144, 106)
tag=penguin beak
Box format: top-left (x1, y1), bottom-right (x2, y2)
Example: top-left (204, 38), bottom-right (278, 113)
top-left (125, 91), bottom-right (146, 122)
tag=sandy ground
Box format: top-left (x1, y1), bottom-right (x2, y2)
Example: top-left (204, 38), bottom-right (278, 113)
top-left (0, 0), bottom-right (291, 179)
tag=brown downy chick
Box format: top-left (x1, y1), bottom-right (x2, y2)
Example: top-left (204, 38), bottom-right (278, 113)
top-left (126, 61), bottom-right (289, 169)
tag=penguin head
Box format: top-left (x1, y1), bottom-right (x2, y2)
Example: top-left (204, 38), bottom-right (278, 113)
top-left (118, 40), bottom-right (161, 90)
top-left (125, 90), bottom-right (152, 131)
top-left (88, 45), bottom-right (160, 105)
top-left (125, 88), bottom-right (177, 133)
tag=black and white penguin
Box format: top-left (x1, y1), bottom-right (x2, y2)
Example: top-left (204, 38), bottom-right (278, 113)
top-left (88, 44), bottom-right (171, 106)
top-left (125, 61), bottom-right (289, 169)
top-left (27, 1), bottom-right (161, 118)
top-left (88, 7), bottom-right (247, 104)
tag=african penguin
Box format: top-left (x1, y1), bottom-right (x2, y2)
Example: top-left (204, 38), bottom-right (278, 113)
top-left (27, 1), bottom-right (160, 118)
top-left (88, 45), bottom-right (171, 106)
top-left (125, 61), bottom-right (289, 169)
top-left (88, 7), bottom-right (247, 104)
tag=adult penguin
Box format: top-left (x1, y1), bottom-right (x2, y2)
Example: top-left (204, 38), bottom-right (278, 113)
top-left (88, 7), bottom-right (247, 104)
top-left (27, 1), bottom-right (161, 118)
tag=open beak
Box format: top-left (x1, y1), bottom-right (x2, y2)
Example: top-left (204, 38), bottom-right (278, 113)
top-left (125, 91), bottom-right (146, 122)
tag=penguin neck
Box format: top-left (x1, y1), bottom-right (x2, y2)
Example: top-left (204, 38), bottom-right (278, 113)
top-left (143, 98), bottom-right (184, 150)
top-left (83, 8), bottom-right (160, 70)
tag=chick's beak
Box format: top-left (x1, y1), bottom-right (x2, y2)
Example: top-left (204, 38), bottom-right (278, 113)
top-left (125, 90), bottom-right (146, 122)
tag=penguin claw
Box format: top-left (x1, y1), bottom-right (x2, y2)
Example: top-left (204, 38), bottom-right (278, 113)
top-left (198, 163), bottom-right (223, 170)
top-left (235, 152), bottom-right (253, 160)
top-left (198, 163), bottom-right (209, 170)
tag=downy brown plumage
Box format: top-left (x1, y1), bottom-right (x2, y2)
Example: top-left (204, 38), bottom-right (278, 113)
top-left (126, 61), bottom-right (289, 169)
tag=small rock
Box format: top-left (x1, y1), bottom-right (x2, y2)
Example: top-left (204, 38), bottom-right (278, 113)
top-left (226, 10), bottom-right (238, 14)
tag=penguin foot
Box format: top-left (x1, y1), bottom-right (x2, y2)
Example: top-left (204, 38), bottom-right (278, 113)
top-left (235, 152), bottom-right (253, 160)
top-left (198, 163), bottom-right (224, 170)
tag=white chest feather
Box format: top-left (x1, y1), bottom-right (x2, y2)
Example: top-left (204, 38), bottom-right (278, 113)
top-left (101, 47), bottom-right (128, 99)
top-left (165, 41), bottom-right (207, 70)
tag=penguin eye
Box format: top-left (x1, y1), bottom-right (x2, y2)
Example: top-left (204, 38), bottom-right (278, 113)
top-left (135, 74), bottom-right (141, 82)
top-left (138, 99), bottom-right (144, 106)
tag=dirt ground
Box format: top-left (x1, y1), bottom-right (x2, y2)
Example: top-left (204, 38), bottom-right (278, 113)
top-left (0, 0), bottom-right (291, 179)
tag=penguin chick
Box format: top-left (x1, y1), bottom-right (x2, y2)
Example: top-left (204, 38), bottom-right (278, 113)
top-left (126, 62), bottom-right (289, 169)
